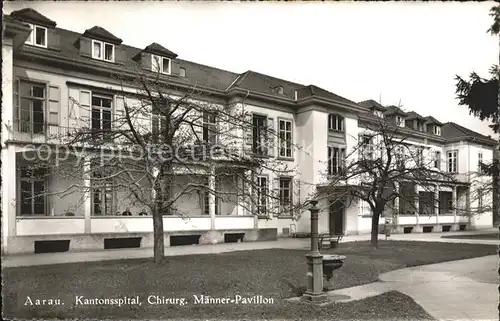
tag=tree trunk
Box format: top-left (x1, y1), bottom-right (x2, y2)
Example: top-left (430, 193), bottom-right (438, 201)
top-left (370, 212), bottom-right (381, 248)
top-left (152, 201), bottom-right (164, 263)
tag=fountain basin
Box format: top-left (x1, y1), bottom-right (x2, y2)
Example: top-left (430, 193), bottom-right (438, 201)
top-left (322, 254), bottom-right (346, 291)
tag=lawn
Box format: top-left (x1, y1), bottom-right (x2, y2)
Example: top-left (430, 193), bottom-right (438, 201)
top-left (3, 241), bottom-right (496, 320)
top-left (441, 233), bottom-right (498, 240)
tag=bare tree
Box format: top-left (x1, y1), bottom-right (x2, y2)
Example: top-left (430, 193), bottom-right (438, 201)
top-left (316, 115), bottom-right (456, 248)
top-left (25, 66), bottom-right (306, 263)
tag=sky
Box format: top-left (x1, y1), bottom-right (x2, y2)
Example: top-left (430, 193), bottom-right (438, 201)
top-left (5, 1), bottom-right (499, 138)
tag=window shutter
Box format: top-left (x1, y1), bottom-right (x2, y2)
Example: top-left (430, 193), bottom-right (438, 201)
top-left (47, 28), bottom-right (60, 51)
top-left (244, 113), bottom-right (253, 153)
top-left (114, 47), bottom-right (127, 64)
top-left (79, 37), bottom-right (92, 57)
top-left (79, 90), bottom-right (91, 128)
top-left (141, 52), bottom-right (152, 71)
top-left (170, 59), bottom-right (180, 76)
top-left (267, 117), bottom-right (274, 157)
top-left (292, 179), bottom-right (300, 217)
top-left (48, 85), bottom-right (60, 130)
top-left (273, 176), bottom-right (280, 216)
top-left (193, 110), bottom-right (204, 143)
top-left (114, 96), bottom-right (125, 131)
top-left (13, 78), bottom-right (20, 125)
top-left (68, 88), bottom-right (79, 129)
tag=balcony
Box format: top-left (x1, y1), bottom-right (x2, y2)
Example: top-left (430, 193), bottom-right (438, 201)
top-left (6, 120), bottom-right (72, 145)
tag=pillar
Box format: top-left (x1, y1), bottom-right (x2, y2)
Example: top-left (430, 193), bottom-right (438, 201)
top-left (414, 184), bottom-right (420, 224)
top-left (434, 184), bottom-right (439, 226)
top-left (83, 158), bottom-right (91, 233)
top-left (394, 182), bottom-right (400, 225)
top-left (208, 166), bottom-right (216, 230)
top-left (1, 147), bottom-right (17, 253)
top-left (452, 186), bottom-right (457, 224)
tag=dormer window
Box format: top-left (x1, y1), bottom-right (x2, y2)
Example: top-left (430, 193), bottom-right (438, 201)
top-left (180, 67), bottom-right (186, 77)
top-left (92, 40), bottom-right (114, 62)
top-left (277, 86), bottom-right (284, 95)
top-left (152, 55), bottom-right (171, 74)
top-left (373, 110), bottom-right (384, 118)
top-left (433, 126), bottom-right (441, 136)
top-left (25, 24), bottom-right (47, 48)
top-left (418, 122), bottom-right (424, 132)
top-left (396, 116), bottom-right (405, 127)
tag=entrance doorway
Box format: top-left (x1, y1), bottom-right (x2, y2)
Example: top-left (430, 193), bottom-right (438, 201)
top-left (329, 200), bottom-right (345, 235)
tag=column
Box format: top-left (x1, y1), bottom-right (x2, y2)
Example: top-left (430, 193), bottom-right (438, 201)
top-left (452, 186), bottom-right (457, 224)
top-left (83, 158), bottom-right (91, 233)
top-left (414, 184), bottom-right (420, 225)
top-left (208, 166), bottom-right (216, 230)
top-left (434, 184), bottom-right (439, 226)
top-left (394, 182), bottom-right (400, 224)
top-left (1, 147), bottom-right (17, 253)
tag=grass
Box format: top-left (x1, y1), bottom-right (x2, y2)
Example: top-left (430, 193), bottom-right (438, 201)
top-left (441, 233), bottom-right (498, 240)
top-left (3, 240), bottom-right (495, 320)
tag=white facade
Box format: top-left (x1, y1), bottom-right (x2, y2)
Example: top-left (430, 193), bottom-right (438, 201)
top-left (1, 9), bottom-right (496, 254)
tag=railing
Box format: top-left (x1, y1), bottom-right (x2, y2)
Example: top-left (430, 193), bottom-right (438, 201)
top-left (7, 120), bottom-right (72, 144)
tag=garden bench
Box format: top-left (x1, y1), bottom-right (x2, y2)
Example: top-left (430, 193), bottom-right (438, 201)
top-left (318, 233), bottom-right (344, 250)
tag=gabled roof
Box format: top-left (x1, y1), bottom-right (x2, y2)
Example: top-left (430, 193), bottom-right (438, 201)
top-left (83, 26), bottom-right (122, 44)
top-left (358, 99), bottom-right (386, 111)
top-left (406, 111), bottom-right (426, 121)
top-left (384, 105), bottom-right (408, 116)
top-left (10, 8), bottom-right (57, 28)
top-left (144, 42), bottom-right (177, 58)
top-left (424, 116), bottom-right (443, 126)
top-left (442, 122), bottom-right (497, 145)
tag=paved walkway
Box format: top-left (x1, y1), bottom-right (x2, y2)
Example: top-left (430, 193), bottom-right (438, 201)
top-left (328, 255), bottom-right (498, 321)
top-left (2, 229), bottom-right (497, 268)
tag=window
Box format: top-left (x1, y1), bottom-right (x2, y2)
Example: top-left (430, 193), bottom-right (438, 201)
top-left (256, 176), bottom-right (268, 215)
top-left (396, 116), bottom-right (405, 127)
top-left (17, 80), bottom-right (46, 134)
top-left (276, 86), bottom-right (284, 95)
top-left (416, 147), bottom-right (424, 166)
top-left (328, 114), bottom-right (344, 131)
top-left (278, 119), bottom-right (292, 158)
top-left (92, 40), bottom-right (114, 62)
top-left (252, 115), bottom-right (268, 156)
top-left (279, 177), bottom-right (292, 213)
top-left (328, 146), bottom-right (346, 175)
top-left (374, 110), bottom-right (384, 118)
top-left (360, 135), bottom-right (374, 160)
top-left (91, 165), bottom-right (114, 216)
top-left (179, 67), bottom-right (186, 77)
top-left (447, 150), bottom-right (458, 173)
top-left (91, 93), bottom-right (113, 140)
top-left (433, 126), bottom-right (441, 136)
top-left (152, 55), bottom-right (171, 74)
top-left (417, 122), bottom-right (424, 132)
top-left (478, 152), bottom-right (483, 174)
top-left (478, 189), bottom-right (483, 212)
top-left (433, 151), bottom-right (441, 169)
top-left (202, 111), bottom-right (217, 144)
top-left (25, 24), bottom-right (47, 48)
top-left (151, 103), bottom-right (167, 143)
top-left (19, 167), bottom-right (46, 216)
